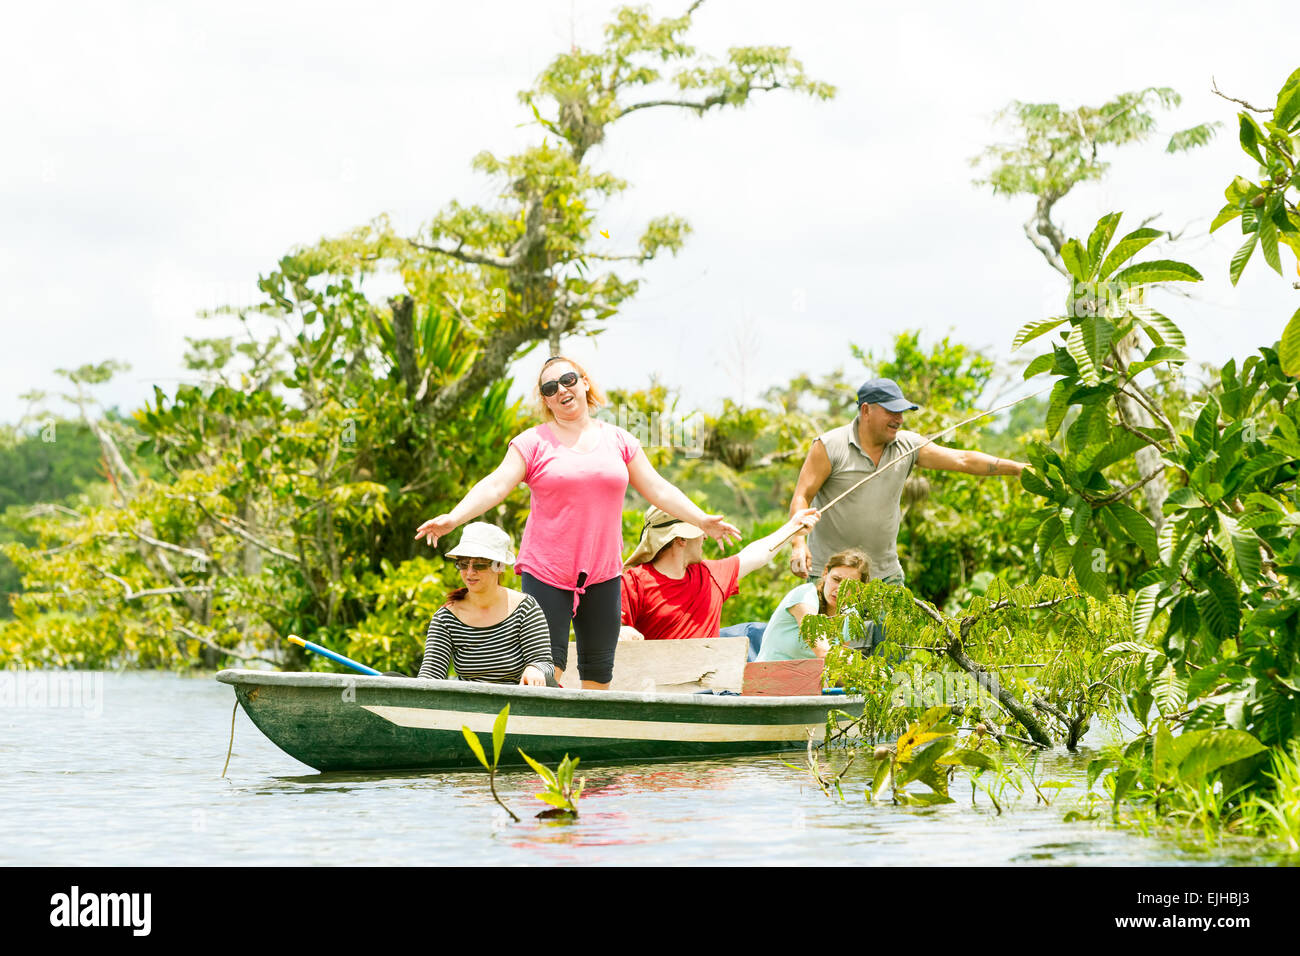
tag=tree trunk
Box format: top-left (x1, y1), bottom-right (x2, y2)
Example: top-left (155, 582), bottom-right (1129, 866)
top-left (1115, 332), bottom-right (1168, 532)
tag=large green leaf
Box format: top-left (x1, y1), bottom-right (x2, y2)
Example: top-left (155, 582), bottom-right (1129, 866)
top-left (897, 791), bottom-right (955, 807)
top-left (1153, 719), bottom-right (1177, 782)
top-left (1066, 402), bottom-right (1109, 455)
top-left (1258, 214), bottom-right (1282, 275)
top-left (1275, 66), bottom-right (1300, 131)
top-left (898, 737), bottom-right (955, 787)
top-left (1127, 302), bottom-right (1186, 348)
top-left (1238, 113), bottom-right (1266, 166)
top-left (1036, 513), bottom-right (1064, 555)
top-left (1020, 468), bottom-right (1054, 498)
top-left (1022, 352), bottom-right (1055, 379)
top-left (517, 748), bottom-right (558, 787)
top-left (1065, 326), bottom-right (1100, 386)
top-left (1227, 451), bottom-right (1292, 492)
top-left (1196, 572), bottom-right (1241, 640)
top-left (1226, 519), bottom-right (1263, 586)
top-left (1098, 228), bottom-right (1163, 279)
top-left (1209, 203), bottom-right (1243, 234)
top-left (1012, 317), bottom-right (1068, 351)
top-left (1193, 395), bottom-right (1221, 450)
top-left (1113, 769), bottom-right (1139, 811)
top-left (1177, 730), bottom-right (1267, 782)
top-left (533, 791), bottom-right (574, 811)
top-left (1110, 502), bottom-right (1159, 559)
top-left (492, 704), bottom-right (509, 765)
top-left (1110, 259), bottom-right (1202, 286)
top-left (462, 726), bottom-right (489, 770)
top-left (1060, 239), bottom-right (1092, 282)
top-left (1131, 583), bottom-right (1160, 639)
top-left (1045, 380), bottom-right (1071, 439)
top-left (870, 757), bottom-right (893, 802)
top-left (940, 749), bottom-right (997, 771)
top-left (1229, 233), bottom-right (1257, 286)
top-left (1280, 306), bottom-right (1300, 378)
top-left (1154, 664), bottom-right (1188, 716)
top-left (1186, 661), bottom-right (1232, 701)
top-left (1128, 346), bottom-right (1188, 376)
top-left (1071, 537), bottom-right (1108, 600)
top-left (1051, 540), bottom-right (1075, 578)
top-left (1087, 212), bottom-right (1123, 268)
top-left (1088, 430), bottom-right (1152, 472)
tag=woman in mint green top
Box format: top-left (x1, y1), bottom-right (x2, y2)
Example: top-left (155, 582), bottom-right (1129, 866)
top-left (756, 549), bottom-right (869, 661)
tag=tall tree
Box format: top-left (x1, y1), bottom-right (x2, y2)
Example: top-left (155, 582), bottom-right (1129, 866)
top-left (2, 3), bottom-right (834, 671)
top-left (972, 88), bottom-right (1220, 531)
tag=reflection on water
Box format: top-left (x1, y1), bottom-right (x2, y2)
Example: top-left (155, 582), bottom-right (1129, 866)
top-left (0, 672), bottom-right (1277, 865)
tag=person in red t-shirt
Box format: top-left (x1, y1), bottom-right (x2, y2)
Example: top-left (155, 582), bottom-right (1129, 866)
top-left (620, 505), bottom-right (820, 643)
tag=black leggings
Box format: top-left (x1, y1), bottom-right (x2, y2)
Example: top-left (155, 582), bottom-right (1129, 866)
top-left (520, 572), bottom-right (621, 684)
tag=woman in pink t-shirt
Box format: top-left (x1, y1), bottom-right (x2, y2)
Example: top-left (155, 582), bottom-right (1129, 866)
top-left (415, 356), bottom-right (740, 689)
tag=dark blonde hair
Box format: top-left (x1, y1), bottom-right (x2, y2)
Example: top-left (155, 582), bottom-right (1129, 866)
top-left (817, 548), bottom-right (870, 615)
top-left (534, 355), bottom-right (606, 422)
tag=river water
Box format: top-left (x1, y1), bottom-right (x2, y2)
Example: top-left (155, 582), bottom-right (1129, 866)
top-left (0, 672), bottom-right (1273, 866)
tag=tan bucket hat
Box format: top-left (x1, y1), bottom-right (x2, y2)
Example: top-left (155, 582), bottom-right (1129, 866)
top-left (624, 505), bottom-right (704, 567)
top-left (446, 523), bottom-right (515, 566)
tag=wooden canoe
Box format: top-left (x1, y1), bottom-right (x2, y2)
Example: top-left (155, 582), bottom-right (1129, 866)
top-left (216, 669), bottom-right (862, 772)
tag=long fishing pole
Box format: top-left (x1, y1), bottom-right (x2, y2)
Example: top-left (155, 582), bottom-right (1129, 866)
top-left (768, 385), bottom-right (1052, 553)
top-left (286, 634), bottom-right (382, 676)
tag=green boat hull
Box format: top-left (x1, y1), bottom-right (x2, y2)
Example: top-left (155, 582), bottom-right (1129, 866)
top-left (216, 669), bottom-right (862, 772)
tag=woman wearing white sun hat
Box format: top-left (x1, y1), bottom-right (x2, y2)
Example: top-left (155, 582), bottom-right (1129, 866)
top-left (417, 522), bottom-right (556, 687)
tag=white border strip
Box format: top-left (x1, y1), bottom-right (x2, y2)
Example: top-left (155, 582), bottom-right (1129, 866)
top-left (363, 705), bottom-right (826, 743)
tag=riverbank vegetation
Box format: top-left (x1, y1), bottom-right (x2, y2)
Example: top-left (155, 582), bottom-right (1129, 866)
top-left (793, 67), bottom-right (1300, 855)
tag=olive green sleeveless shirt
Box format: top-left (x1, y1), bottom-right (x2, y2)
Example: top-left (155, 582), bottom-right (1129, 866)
top-left (808, 420), bottom-right (924, 582)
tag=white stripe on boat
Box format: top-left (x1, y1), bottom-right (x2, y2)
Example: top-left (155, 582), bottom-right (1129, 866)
top-left (362, 705), bottom-right (827, 743)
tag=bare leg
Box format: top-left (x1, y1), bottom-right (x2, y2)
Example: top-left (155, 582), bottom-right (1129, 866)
top-left (581, 680), bottom-right (610, 690)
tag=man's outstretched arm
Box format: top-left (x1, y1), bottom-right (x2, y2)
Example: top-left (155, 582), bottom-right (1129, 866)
top-left (917, 443), bottom-right (1027, 476)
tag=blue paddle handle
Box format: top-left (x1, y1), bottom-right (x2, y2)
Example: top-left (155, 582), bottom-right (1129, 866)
top-left (296, 639), bottom-right (382, 676)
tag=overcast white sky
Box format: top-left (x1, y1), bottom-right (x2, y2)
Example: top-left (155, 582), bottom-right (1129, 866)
top-left (2, 0), bottom-right (1296, 428)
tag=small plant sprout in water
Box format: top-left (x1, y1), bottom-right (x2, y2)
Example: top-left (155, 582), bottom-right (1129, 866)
top-left (462, 705), bottom-right (519, 823)
top-left (518, 749), bottom-right (585, 820)
top-left (867, 706), bottom-right (1001, 808)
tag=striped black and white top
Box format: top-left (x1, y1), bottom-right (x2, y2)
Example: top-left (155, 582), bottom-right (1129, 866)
top-left (417, 593), bottom-right (555, 684)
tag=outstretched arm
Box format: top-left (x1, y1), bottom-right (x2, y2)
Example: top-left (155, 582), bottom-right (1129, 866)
top-left (917, 443), bottom-right (1027, 477)
top-left (626, 449), bottom-right (741, 546)
top-left (414, 446), bottom-right (527, 546)
top-left (735, 508), bottom-right (820, 579)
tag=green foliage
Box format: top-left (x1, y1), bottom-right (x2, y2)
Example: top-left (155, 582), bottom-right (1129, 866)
top-left (2, 292), bottom-right (520, 670)
top-left (1208, 69), bottom-right (1300, 374)
top-left (518, 749), bottom-right (585, 820)
top-left (1006, 81), bottom-right (1300, 832)
top-left (815, 576), bottom-right (1135, 750)
top-left (973, 88), bottom-right (1219, 203)
top-left (0, 420), bottom-right (110, 619)
top-left (1018, 209), bottom-right (1300, 760)
top-left (463, 705), bottom-right (519, 823)
top-left (1079, 721), bottom-right (1291, 847)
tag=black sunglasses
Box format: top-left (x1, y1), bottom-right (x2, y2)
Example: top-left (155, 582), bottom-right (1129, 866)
top-left (454, 558), bottom-right (495, 572)
top-left (539, 371), bottom-right (580, 397)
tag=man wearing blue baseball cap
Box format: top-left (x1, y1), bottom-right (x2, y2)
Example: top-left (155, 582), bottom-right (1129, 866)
top-left (788, 378), bottom-right (1028, 586)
